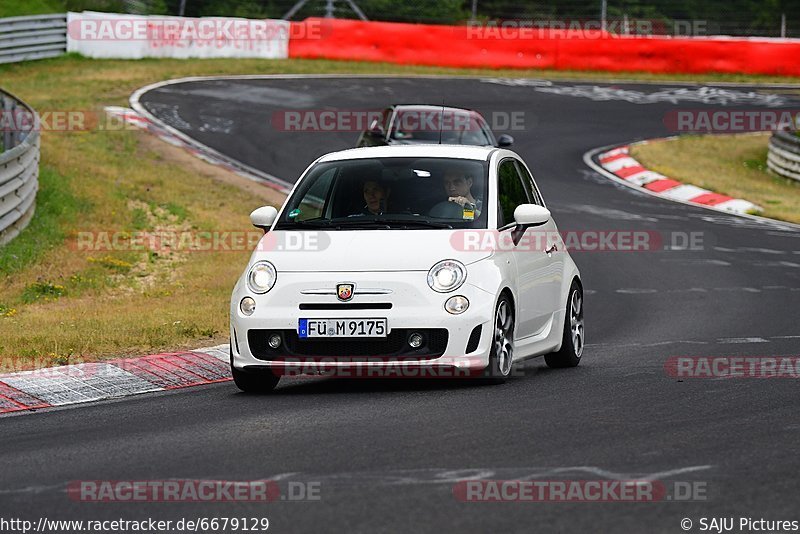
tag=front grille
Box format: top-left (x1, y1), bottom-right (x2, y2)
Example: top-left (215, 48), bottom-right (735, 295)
top-left (299, 303), bottom-right (393, 310)
top-left (248, 328), bottom-right (448, 361)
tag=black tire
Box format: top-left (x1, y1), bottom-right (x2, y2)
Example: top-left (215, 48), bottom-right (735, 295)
top-left (230, 347), bottom-right (280, 393)
top-left (482, 294), bottom-right (515, 384)
top-left (545, 281), bottom-right (584, 369)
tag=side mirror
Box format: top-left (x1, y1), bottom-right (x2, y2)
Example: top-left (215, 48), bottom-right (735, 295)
top-left (497, 134), bottom-right (514, 147)
top-left (511, 204), bottom-right (550, 245)
top-left (250, 206), bottom-right (278, 230)
top-left (514, 203), bottom-right (550, 226)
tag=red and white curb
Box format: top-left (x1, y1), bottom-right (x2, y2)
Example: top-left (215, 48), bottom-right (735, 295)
top-left (0, 344), bottom-right (232, 415)
top-left (104, 106), bottom-right (291, 193)
top-left (592, 144), bottom-right (762, 216)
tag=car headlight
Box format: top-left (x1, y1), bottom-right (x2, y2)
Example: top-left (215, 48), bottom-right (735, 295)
top-left (247, 261), bottom-right (277, 294)
top-left (427, 260), bottom-right (466, 293)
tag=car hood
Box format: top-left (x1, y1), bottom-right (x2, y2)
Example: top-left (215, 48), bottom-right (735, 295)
top-left (253, 230), bottom-right (492, 272)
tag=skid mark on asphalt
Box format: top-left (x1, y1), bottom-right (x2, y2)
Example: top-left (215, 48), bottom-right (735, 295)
top-left (141, 102), bottom-right (192, 130)
top-left (241, 465), bottom-right (714, 487)
top-left (553, 203), bottom-right (659, 222)
top-left (717, 337), bottom-right (770, 344)
top-left (0, 466), bottom-right (714, 496)
top-left (659, 259), bottom-right (731, 266)
top-left (693, 213), bottom-right (798, 233)
top-left (587, 334), bottom-right (798, 350)
top-left (155, 83), bottom-right (316, 107)
top-left (752, 261), bottom-right (800, 268)
top-left (608, 284), bottom-right (799, 295)
top-left (715, 247), bottom-right (790, 255)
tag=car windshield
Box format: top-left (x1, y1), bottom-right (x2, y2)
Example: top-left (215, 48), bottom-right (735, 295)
top-left (390, 110), bottom-right (494, 146)
top-left (275, 157), bottom-right (489, 230)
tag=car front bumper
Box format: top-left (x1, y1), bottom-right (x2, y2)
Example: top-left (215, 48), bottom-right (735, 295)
top-left (230, 270), bottom-right (496, 375)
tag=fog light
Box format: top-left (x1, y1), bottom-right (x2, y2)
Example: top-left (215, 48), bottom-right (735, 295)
top-left (268, 334), bottom-right (282, 349)
top-left (408, 332), bottom-right (424, 348)
top-left (240, 297), bottom-right (256, 316)
top-left (445, 296), bottom-right (470, 315)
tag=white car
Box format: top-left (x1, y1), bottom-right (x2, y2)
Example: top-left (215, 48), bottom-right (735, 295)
top-left (230, 145), bottom-right (584, 392)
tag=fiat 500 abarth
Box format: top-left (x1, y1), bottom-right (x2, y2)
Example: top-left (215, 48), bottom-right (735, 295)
top-left (230, 145), bottom-right (583, 392)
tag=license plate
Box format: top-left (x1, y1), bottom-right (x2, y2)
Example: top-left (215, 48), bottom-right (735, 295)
top-left (298, 318), bottom-right (387, 338)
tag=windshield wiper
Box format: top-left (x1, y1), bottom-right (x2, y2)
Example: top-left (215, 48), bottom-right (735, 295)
top-left (276, 218), bottom-right (454, 230)
top-left (328, 219), bottom-right (392, 229)
top-left (273, 219), bottom-right (332, 229)
top-left (373, 217), bottom-right (454, 229)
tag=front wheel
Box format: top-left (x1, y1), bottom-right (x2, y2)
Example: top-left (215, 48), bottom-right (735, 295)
top-left (545, 282), bottom-right (584, 368)
top-left (482, 294), bottom-right (515, 383)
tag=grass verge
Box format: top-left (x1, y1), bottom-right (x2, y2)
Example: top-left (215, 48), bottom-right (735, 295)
top-left (630, 133), bottom-right (800, 224)
top-left (0, 0), bottom-right (64, 18)
top-left (0, 55), bottom-right (799, 370)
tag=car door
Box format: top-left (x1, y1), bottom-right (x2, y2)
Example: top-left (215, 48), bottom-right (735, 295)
top-left (497, 158), bottom-right (562, 339)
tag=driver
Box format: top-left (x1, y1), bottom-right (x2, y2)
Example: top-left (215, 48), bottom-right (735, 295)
top-left (442, 168), bottom-right (480, 211)
top-left (359, 179), bottom-right (390, 215)
top-left (440, 168), bottom-right (482, 218)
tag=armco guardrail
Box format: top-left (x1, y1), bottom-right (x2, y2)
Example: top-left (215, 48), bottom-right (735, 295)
top-left (767, 130), bottom-right (800, 182)
top-left (0, 89), bottom-right (39, 245)
top-left (0, 14), bottom-right (67, 64)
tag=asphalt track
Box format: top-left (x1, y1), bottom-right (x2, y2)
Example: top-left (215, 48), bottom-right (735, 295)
top-left (2, 76), bottom-right (800, 533)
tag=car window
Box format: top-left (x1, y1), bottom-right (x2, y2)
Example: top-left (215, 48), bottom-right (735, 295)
top-left (292, 168), bottom-right (335, 221)
top-left (275, 157), bottom-right (489, 230)
top-left (390, 109), bottom-right (493, 146)
top-left (514, 160), bottom-right (544, 206)
top-left (497, 159), bottom-right (529, 227)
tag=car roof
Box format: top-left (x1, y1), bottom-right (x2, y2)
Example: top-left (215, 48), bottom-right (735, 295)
top-left (392, 104), bottom-right (482, 115)
top-left (316, 144), bottom-right (498, 163)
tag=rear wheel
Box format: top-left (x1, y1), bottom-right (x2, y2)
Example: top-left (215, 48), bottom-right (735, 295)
top-left (483, 294), bottom-right (514, 383)
top-left (230, 347), bottom-right (280, 393)
top-left (545, 282), bottom-right (584, 368)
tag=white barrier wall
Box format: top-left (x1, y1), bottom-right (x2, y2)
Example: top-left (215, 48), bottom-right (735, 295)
top-left (66, 11), bottom-right (289, 59)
